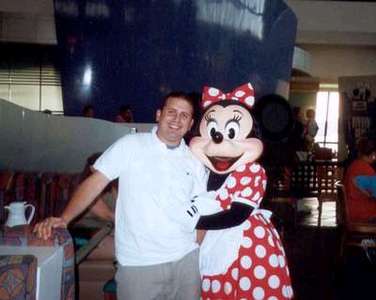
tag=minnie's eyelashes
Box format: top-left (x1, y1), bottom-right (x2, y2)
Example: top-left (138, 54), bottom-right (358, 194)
top-left (231, 114), bottom-right (242, 123)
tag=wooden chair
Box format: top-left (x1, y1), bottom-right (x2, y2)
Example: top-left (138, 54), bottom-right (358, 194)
top-left (316, 163), bottom-right (343, 227)
top-left (265, 165), bottom-right (298, 231)
top-left (337, 183), bottom-right (376, 262)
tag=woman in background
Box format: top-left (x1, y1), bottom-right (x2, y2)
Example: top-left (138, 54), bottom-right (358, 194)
top-left (74, 152), bottom-right (118, 260)
top-left (344, 138), bottom-right (376, 222)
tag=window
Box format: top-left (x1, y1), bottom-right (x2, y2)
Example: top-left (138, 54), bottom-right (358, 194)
top-left (315, 90), bottom-right (339, 155)
top-left (0, 44), bottom-right (63, 114)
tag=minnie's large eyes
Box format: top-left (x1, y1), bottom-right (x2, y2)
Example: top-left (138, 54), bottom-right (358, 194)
top-left (225, 121), bottom-right (240, 139)
top-left (207, 121), bottom-right (218, 137)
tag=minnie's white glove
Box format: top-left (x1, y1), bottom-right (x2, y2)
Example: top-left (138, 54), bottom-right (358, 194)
top-left (156, 191), bottom-right (221, 232)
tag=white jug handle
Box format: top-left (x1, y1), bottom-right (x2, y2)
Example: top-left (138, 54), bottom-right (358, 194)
top-left (25, 204), bottom-right (35, 224)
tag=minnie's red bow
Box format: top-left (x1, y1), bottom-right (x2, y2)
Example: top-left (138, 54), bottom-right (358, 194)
top-left (201, 83), bottom-right (255, 109)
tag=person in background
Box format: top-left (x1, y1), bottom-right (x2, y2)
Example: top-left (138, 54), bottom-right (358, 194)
top-left (355, 175), bottom-right (376, 198)
top-left (42, 109), bottom-right (52, 114)
top-left (77, 152), bottom-right (117, 224)
top-left (73, 152), bottom-right (118, 260)
top-left (82, 104), bottom-right (95, 118)
top-left (34, 91), bottom-right (207, 300)
top-left (304, 108), bottom-right (319, 151)
top-left (289, 106), bottom-right (305, 153)
top-left (115, 105), bottom-right (134, 123)
top-left (344, 138), bottom-right (376, 222)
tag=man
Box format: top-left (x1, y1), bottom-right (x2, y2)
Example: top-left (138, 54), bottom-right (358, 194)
top-left (115, 104), bottom-right (134, 123)
top-left (34, 92), bottom-right (207, 300)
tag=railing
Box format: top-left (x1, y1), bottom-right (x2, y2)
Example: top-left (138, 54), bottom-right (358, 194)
top-left (265, 160), bottom-right (345, 199)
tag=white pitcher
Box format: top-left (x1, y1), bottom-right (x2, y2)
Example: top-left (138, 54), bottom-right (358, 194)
top-left (4, 201), bottom-right (35, 227)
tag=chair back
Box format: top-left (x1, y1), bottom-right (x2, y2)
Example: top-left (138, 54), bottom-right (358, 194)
top-left (317, 164), bottom-right (343, 202)
top-left (336, 183), bottom-right (348, 227)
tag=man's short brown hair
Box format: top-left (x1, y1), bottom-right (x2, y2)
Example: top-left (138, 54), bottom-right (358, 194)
top-left (160, 92), bottom-right (195, 111)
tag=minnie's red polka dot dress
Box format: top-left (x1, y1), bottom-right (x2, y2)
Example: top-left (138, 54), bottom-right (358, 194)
top-left (201, 162), bottom-right (293, 300)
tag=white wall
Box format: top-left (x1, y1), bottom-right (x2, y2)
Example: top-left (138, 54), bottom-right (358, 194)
top-left (287, 0), bottom-right (376, 46)
top-left (0, 99), bottom-right (154, 173)
top-left (0, 0), bottom-right (56, 44)
top-left (301, 44), bottom-right (376, 83)
top-left (284, 1), bottom-right (376, 82)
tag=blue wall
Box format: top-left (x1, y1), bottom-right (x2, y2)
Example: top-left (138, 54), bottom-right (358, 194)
top-left (54, 0), bottom-right (297, 122)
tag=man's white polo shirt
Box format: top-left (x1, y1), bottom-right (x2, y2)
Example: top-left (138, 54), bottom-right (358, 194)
top-left (94, 127), bottom-right (207, 266)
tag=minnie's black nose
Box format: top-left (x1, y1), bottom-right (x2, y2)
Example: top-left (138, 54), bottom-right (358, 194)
top-left (212, 131), bottom-right (223, 144)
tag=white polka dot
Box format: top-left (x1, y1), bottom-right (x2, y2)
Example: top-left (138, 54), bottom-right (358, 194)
top-left (255, 245), bottom-right (266, 258)
top-left (286, 267), bottom-right (290, 276)
top-left (232, 96), bottom-right (239, 101)
top-left (211, 280), bottom-right (221, 293)
top-left (202, 279), bottom-right (210, 292)
top-left (282, 285), bottom-right (289, 298)
top-left (248, 83), bottom-right (254, 90)
top-left (268, 297), bottom-right (278, 300)
top-left (250, 164), bottom-right (261, 173)
top-left (227, 205), bottom-right (231, 209)
top-left (240, 255), bottom-right (252, 269)
top-left (245, 96), bottom-right (255, 106)
top-left (252, 287), bottom-right (265, 300)
top-left (268, 275), bottom-right (280, 289)
top-left (287, 286), bottom-right (293, 298)
top-left (279, 255), bottom-right (286, 268)
top-left (203, 100), bottom-right (212, 108)
top-left (239, 277), bottom-right (251, 291)
top-left (268, 235), bottom-right (275, 247)
top-left (252, 191), bottom-right (261, 201)
top-left (240, 176), bottom-right (251, 185)
top-left (241, 187), bottom-right (253, 197)
top-left (219, 188), bottom-right (229, 200)
top-left (236, 165), bottom-right (246, 172)
top-left (262, 180), bottom-right (267, 190)
top-left (224, 282), bottom-right (232, 295)
top-left (219, 94), bottom-right (226, 100)
top-left (269, 254), bottom-right (279, 267)
top-left (208, 87), bottom-right (219, 96)
top-left (231, 268), bottom-right (239, 280)
top-left (243, 220), bottom-right (251, 230)
top-left (254, 176), bottom-right (261, 186)
top-left (254, 265), bottom-right (266, 279)
top-left (235, 90), bottom-right (245, 97)
top-left (242, 237), bottom-right (253, 248)
top-left (226, 176), bottom-right (237, 188)
top-left (254, 226), bottom-right (265, 239)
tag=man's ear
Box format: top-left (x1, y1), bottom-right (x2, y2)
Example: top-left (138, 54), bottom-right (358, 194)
top-left (189, 119), bottom-right (194, 130)
top-left (156, 109), bottom-right (161, 122)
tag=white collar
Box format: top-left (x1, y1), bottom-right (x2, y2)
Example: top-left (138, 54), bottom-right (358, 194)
top-left (151, 126), bottom-right (186, 153)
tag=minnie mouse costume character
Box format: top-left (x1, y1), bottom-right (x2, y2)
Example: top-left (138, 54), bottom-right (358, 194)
top-left (190, 83), bottom-right (293, 300)
top-left (157, 83), bottom-right (293, 299)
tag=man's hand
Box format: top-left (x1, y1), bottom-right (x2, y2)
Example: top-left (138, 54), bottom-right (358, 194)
top-left (33, 217), bottom-right (67, 240)
top-left (33, 171), bottom-right (110, 240)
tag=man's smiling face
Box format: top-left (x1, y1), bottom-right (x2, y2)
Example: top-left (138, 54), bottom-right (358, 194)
top-left (156, 96), bottom-right (194, 146)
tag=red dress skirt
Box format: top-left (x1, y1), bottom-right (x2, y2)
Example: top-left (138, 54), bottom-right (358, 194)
top-left (200, 163), bottom-right (293, 300)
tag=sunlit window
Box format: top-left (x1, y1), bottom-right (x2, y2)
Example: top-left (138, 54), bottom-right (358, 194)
top-left (315, 90), bottom-right (339, 154)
